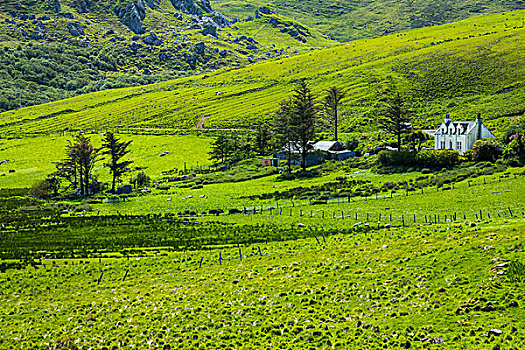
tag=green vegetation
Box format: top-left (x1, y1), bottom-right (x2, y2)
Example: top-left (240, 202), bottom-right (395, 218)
top-left (212, 0), bottom-right (525, 41)
top-left (0, 163), bottom-right (524, 348)
top-left (0, 133), bottom-right (213, 188)
top-left (1, 10), bottom-right (523, 135)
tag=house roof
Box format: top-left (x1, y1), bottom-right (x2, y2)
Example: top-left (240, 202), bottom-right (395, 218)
top-left (436, 120), bottom-right (477, 135)
top-left (313, 141), bottom-right (343, 152)
top-left (280, 140), bottom-right (345, 153)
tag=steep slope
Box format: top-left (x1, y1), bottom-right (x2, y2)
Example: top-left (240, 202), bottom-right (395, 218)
top-left (212, 0), bottom-right (525, 41)
top-left (0, 0), bottom-right (334, 111)
top-left (1, 10), bottom-right (524, 135)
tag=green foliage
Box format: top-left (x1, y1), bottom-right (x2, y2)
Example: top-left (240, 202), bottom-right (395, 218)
top-left (213, 0), bottom-right (525, 41)
top-left (471, 138), bottom-right (505, 162)
top-left (29, 175), bottom-right (60, 199)
top-left (102, 132), bottom-right (133, 192)
top-left (379, 149), bottom-right (460, 168)
top-left (134, 171), bottom-right (150, 187)
top-left (507, 260), bottom-right (525, 284)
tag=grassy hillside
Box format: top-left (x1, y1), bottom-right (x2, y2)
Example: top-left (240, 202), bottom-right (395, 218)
top-left (212, 0), bottom-right (525, 41)
top-left (1, 10), bottom-right (524, 136)
top-left (0, 0), bottom-right (333, 111)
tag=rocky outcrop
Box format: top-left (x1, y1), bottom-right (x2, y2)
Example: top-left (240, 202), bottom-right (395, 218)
top-left (143, 33), bottom-right (162, 46)
top-left (74, 0), bottom-right (91, 13)
top-left (67, 22), bottom-right (85, 36)
top-left (255, 6), bottom-right (276, 18)
top-left (170, 0), bottom-right (211, 16)
top-left (113, 1), bottom-right (146, 34)
top-left (53, 0), bottom-right (61, 13)
top-left (195, 42), bottom-right (205, 55)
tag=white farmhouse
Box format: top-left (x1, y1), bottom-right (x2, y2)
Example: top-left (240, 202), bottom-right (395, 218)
top-left (429, 114), bottom-right (495, 155)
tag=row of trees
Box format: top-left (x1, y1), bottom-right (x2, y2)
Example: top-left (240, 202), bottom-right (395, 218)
top-left (32, 132), bottom-right (134, 198)
top-left (209, 79), bottom-right (422, 171)
top-left (209, 81), bottom-right (348, 171)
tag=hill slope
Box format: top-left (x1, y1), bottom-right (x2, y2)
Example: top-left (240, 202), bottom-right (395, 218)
top-left (212, 0), bottom-right (525, 41)
top-left (0, 0), bottom-right (333, 111)
top-left (1, 10), bottom-right (524, 135)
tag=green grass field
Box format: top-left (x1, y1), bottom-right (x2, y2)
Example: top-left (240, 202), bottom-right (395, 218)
top-left (0, 133), bottom-right (213, 188)
top-left (1, 10), bottom-right (523, 136)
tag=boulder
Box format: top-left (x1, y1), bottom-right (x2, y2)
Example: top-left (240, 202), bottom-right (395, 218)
top-left (218, 49), bottom-right (227, 57)
top-left (38, 15), bottom-right (51, 21)
top-left (114, 1), bottom-right (146, 34)
top-left (67, 22), bottom-right (85, 36)
top-left (211, 11), bottom-right (230, 27)
top-left (53, 0), bottom-right (61, 13)
top-left (195, 42), bottom-right (205, 54)
top-left (201, 21), bottom-right (217, 38)
top-left (143, 33), bottom-right (161, 46)
top-left (169, 0), bottom-right (208, 16)
top-left (62, 12), bottom-right (75, 19)
top-left (246, 44), bottom-right (258, 50)
top-left (129, 42), bottom-right (143, 51)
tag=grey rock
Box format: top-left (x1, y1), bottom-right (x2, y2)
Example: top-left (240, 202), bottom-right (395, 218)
top-left (246, 44), bottom-right (258, 50)
top-left (132, 35), bottom-right (140, 41)
top-left (201, 21), bottom-right (217, 38)
top-left (143, 33), bottom-right (161, 46)
top-left (218, 49), bottom-right (227, 57)
top-left (211, 11), bottom-right (230, 28)
top-left (38, 15), bottom-right (51, 21)
top-left (488, 329), bottom-right (504, 336)
top-left (195, 42), bottom-right (205, 54)
top-left (170, 0), bottom-right (211, 16)
top-left (114, 1), bottom-right (146, 34)
top-left (67, 22), bottom-right (85, 36)
top-left (53, 0), bottom-right (62, 13)
top-left (62, 12), bottom-right (75, 19)
top-left (159, 52), bottom-right (172, 61)
top-left (28, 14), bottom-right (36, 20)
top-left (129, 42), bottom-right (143, 51)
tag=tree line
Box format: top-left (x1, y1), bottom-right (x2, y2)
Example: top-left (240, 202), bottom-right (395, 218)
top-left (209, 79), bottom-right (430, 171)
top-left (31, 132), bottom-right (148, 198)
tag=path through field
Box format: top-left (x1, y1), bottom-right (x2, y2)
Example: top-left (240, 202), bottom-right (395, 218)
top-left (195, 115), bottom-right (210, 129)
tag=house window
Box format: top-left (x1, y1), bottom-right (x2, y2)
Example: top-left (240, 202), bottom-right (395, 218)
top-left (440, 141), bottom-right (445, 149)
top-left (457, 142), bottom-right (462, 150)
top-left (449, 141), bottom-right (453, 149)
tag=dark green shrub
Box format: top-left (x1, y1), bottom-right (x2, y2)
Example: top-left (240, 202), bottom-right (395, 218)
top-left (471, 139), bottom-right (504, 162)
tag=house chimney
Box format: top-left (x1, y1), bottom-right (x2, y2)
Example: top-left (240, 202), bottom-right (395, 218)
top-left (444, 114), bottom-right (451, 123)
top-left (476, 113), bottom-right (482, 140)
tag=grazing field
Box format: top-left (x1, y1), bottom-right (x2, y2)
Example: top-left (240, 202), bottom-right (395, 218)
top-left (1, 10), bottom-right (524, 135)
top-left (1, 217), bottom-right (523, 349)
top-left (1, 153), bottom-right (524, 349)
top-left (0, 133), bottom-right (213, 188)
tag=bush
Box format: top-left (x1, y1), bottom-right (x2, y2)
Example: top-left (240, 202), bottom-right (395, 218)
top-left (378, 150), bottom-right (459, 169)
top-left (134, 172), bottom-right (150, 187)
top-left (471, 138), bottom-right (504, 162)
top-left (30, 176), bottom-right (60, 199)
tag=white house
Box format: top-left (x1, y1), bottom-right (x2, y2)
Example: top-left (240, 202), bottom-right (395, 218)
top-left (429, 114), bottom-right (495, 155)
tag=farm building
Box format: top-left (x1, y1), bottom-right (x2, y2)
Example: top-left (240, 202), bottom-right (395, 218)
top-left (274, 141), bottom-right (355, 167)
top-left (425, 114), bottom-right (495, 155)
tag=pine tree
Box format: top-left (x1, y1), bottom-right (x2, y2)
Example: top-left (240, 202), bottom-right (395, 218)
top-left (102, 132), bottom-right (133, 193)
top-left (378, 93), bottom-right (413, 152)
top-left (289, 80), bottom-right (318, 171)
top-left (323, 86), bottom-right (346, 141)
